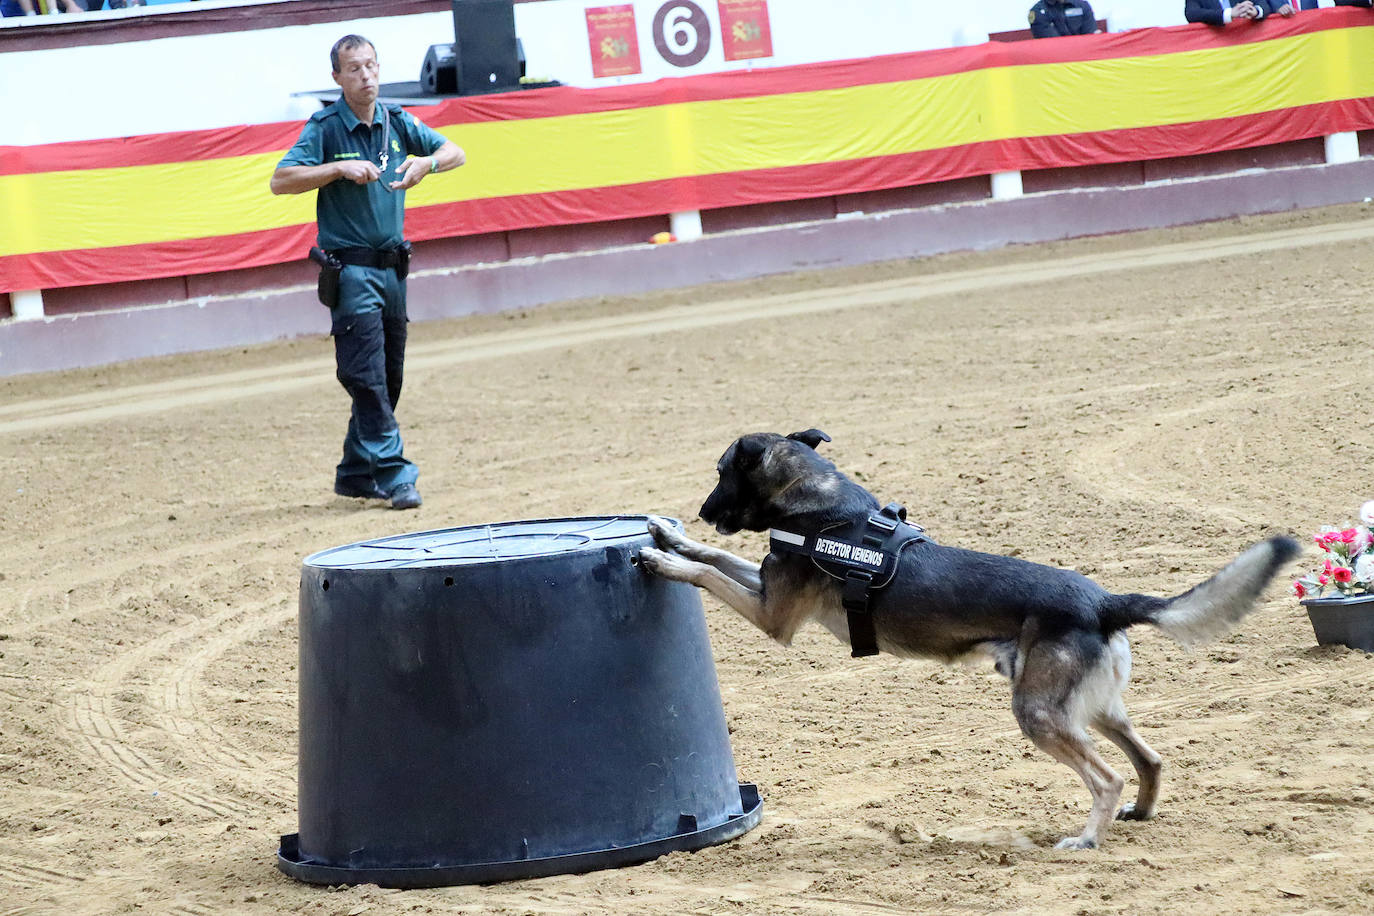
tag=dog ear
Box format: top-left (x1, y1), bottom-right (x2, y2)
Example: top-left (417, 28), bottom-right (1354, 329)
top-left (733, 436), bottom-right (768, 468)
top-left (786, 428), bottom-right (831, 450)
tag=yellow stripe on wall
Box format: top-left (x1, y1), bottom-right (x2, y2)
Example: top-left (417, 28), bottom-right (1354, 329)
top-left (0, 153), bottom-right (314, 255)
top-left (442, 27), bottom-right (1374, 197)
top-left (4, 26), bottom-right (1373, 257)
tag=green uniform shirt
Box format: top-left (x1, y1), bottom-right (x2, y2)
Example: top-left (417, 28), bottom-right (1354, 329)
top-left (278, 99), bottom-right (447, 251)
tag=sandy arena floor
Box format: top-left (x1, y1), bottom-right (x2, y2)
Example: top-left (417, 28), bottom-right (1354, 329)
top-left (2, 204), bottom-right (1373, 915)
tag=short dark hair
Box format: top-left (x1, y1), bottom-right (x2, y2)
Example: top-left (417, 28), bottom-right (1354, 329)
top-left (331, 35), bottom-right (375, 74)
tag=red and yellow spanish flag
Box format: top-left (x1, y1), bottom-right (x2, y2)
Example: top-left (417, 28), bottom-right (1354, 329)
top-left (2, 11), bottom-right (1373, 293)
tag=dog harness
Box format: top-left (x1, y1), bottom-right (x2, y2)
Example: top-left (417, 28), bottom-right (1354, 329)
top-left (768, 503), bottom-right (928, 658)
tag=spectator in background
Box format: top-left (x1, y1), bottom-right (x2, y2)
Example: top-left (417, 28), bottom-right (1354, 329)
top-left (1028, 0), bottom-right (1098, 37)
top-left (2, 0), bottom-right (86, 13)
top-left (1185, 1), bottom-right (1294, 23)
top-left (84, 0), bottom-right (147, 9)
top-left (1296, 1), bottom-right (1372, 8)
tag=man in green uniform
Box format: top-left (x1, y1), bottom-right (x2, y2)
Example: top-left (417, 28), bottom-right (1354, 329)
top-left (271, 35), bottom-right (465, 510)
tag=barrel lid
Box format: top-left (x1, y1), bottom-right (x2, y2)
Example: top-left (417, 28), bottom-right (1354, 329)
top-left (304, 515), bottom-right (669, 570)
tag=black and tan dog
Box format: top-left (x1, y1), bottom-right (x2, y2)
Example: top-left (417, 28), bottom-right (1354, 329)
top-left (639, 428), bottom-right (1298, 850)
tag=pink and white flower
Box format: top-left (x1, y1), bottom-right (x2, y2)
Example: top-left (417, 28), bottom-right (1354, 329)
top-left (1357, 554), bottom-right (1374, 586)
top-left (1296, 500), bottom-right (1374, 599)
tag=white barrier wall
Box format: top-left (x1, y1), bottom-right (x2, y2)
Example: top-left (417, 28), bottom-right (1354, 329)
top-left (1, 0), bottom-right (1189, 146)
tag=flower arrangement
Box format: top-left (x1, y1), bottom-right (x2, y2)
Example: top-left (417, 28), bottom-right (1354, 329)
top-left (1293, 500), bottom-right (1374, 599)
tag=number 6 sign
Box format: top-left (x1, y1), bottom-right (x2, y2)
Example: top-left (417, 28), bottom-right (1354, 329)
top-left (585, 1), bottom-right (773, 78)
top-left (652, 2), bottom-right (712, 68)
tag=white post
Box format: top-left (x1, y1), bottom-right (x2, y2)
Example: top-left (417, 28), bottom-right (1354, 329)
top-left (669, 209), bottom-right (703, 241)
top-left (991, 170), bottom-right (1024, 200)
top-left (1324, 131), bottom-right (1360, 165)
top-left (10, 290), bottom-right (45, 321)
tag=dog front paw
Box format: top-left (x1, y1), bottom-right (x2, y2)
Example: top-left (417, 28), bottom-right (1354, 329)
top-left (646, 515), bottom-right (687, 552)
top-left (638, 546), bottom-right (692, 582)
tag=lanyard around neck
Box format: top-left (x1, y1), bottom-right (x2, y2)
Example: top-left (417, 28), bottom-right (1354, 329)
top-left (376, 104), bottom-right (391, 174)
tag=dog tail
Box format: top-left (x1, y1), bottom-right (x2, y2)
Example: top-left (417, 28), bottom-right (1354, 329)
top-left (1107, 536), bottom-right (1300, 648)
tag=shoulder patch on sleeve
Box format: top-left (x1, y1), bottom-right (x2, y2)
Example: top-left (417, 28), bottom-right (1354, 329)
top-left (1028, 9), bottom-right (1037, 24)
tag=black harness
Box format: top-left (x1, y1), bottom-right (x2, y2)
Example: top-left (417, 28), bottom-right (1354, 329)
top-left (768, 503), bottom-right (928, 658)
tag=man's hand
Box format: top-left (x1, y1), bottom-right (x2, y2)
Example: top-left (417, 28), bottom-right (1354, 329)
top-left (1233, 1), bottom-right (1262, 18)
top-left (388, 156), bottom-right (432, 191)
top-left (1275, 2), bottom-right (1295, 15)
top-left (337, 160), bottom-right (382, 185)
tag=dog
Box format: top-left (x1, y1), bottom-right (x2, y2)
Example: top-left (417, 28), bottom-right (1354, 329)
top-left (638, 428), bottom-right (1299, 849)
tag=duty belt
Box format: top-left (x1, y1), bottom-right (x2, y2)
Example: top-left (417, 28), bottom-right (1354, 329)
top-left (328, 246), bottom-right (406, 269)
top-left (769, 502), bottom-right (927, 658)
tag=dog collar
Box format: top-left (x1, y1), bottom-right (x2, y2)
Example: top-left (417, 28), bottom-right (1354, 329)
top-left (769, 502), bottom-right (927, 658)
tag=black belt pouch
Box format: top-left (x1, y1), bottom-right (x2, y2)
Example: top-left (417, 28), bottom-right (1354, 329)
top-left (396, 240), bottom-right (413, 281)
top-left (308, 246), bottom-right (343, 308)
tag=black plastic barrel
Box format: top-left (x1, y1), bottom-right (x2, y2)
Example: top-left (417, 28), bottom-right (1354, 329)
top-left (275, 516), bottom-right (760, 888)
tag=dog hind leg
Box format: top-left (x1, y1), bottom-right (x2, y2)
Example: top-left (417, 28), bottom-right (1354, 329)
top-left (1013, 640), bottom-right (1125, 849)
top-left (1017, 712), bottom-right (1125, 849)
top-left (1089, 633), bottom-right (1161, 822)
top-left (1094, 702), bottom-right (1162, 822)
top-left (977, 639), bottom-right (1021, 679)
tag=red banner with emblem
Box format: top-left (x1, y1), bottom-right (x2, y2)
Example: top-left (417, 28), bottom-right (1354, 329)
top-left (586, 4), bottom-right (643, 78)
top-left (718, 0), bottom-right (773, 62)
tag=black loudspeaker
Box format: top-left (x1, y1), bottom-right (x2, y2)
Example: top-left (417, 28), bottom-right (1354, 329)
top-left (451, 0), bottom-right (520, 95)
top-left (419, 43), bottom-right (457, 94)
top-left (419, 40), bottom-right (524, 96)
top-left (418, 3), bottom-right (527, 96)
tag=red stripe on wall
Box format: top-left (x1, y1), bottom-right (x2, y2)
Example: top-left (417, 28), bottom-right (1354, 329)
top-left (0, 224), bottom-right (315, 293)
top-left (0, 122), bottom-right (306, 177)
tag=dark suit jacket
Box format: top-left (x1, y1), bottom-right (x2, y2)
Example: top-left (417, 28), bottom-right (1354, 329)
top-left (1185, 0), bottom-right (1279, 24)
top-left (1028, 0), bottom-right (1097, 37)
top-left (1295, 1), bottom-right (1372, 9)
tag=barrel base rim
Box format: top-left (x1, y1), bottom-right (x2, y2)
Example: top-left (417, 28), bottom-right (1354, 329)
top-left (275, 783), bottom-right (762, 888)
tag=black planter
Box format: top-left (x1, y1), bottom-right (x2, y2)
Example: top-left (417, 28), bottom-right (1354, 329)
top-left (276, 516), bottom-right (761, 888)
top-left (1301, 593), bottom-right (1374, 651)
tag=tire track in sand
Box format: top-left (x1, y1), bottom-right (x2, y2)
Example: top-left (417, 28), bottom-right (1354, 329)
top-left (9, 601), bottom-right (294, 899)
top-left (1064, 380), bottom-right (1366, 529)
top-left (0, 841), bottom-right (90, 915)
top-left (5, 217), bottom-right (1374, 436)
top-left (155, 599), bottom-right (297, 799)
top-left (54, 600), bottom-right (274, 821)
top-left (0, 855), bottom-right (87, 891)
